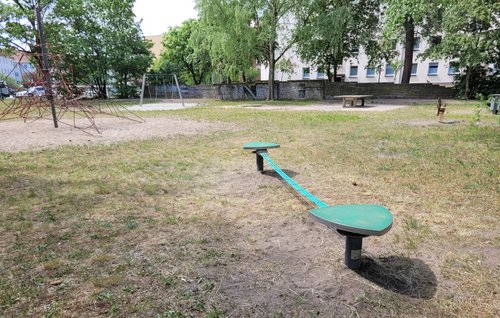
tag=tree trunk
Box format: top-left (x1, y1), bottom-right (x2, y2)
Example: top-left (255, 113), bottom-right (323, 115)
top-left (401, 16), bottom-right (415, 84)
top-left (267, 42), bottom-right (276, 100)
top-left (464, 66), bottom-right (471, 99)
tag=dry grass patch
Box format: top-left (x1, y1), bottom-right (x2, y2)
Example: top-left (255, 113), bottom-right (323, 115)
top-left (0, 101), bottom-right (498, 317)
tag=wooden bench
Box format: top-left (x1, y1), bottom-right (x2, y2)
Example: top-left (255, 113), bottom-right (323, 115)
top-left (336, 95), bottom-right (373, 107)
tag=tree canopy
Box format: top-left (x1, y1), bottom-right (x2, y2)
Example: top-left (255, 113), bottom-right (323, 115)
top-left (381, 0), bottom-right (441, 83)
top-left (295, 0), bottom-right (380, 82)
top-left (196, 0), bottom-right (304, 100)
top-left (422, 0), bottom-right (500, 98)
top-left (196, 0), bottom-right (260, 83)
top-left (153, 19), bottom-right (211, 85)
top-left (0, 0), bottom-right (152, 98)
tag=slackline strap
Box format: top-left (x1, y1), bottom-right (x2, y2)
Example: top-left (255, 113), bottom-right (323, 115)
top-left (258, 151), bottom-right (329, 208)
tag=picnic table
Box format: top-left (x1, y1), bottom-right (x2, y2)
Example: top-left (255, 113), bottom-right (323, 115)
top-left (336, 95), bottom-right (373, 107)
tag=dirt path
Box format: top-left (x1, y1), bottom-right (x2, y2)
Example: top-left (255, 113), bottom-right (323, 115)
top-left (0, 117), bottom-right (225, 152)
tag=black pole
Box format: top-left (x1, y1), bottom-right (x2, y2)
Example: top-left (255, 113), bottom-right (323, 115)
top-left (337, 230), bottom-right (366, 270)
top-left (344, 235), bottom-right (363, 270)
top-left (35, 5), bottom-right (58, 128)
top-left (255, 150), bottom-right (265, 173)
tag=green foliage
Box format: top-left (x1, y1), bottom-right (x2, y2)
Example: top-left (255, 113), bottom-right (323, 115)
top-left (0, 0), bottom-right (152, 99)
top-left (452, 66), bottom-right (500, 99)
top-left (196, 0), bottom-right (262, 83)
top-left (52, 0), bottom-right (152, 98)
top-left (379, 0), bottom-right (441, 83)
top-left (197, 0), bottom-right (303, 99)
top-left (0, 0), bottom-right (57, 68)
top-left (295, 0), bottom-right (380, 82)
top-left (422, 0), bottom-right (499, 99)
top-left (154, 19), bottom-right (212, 85)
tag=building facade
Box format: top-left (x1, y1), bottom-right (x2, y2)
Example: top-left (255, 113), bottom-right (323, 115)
top-left (0, 54), bottom-right (36, 84)
top-left (261, 38), bottom-right (458, 87)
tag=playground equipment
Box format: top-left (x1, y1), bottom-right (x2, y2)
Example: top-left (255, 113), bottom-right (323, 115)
top-left (243, 142), bottom-right (393, 270)
top-left (436, 98), bottom-right (447, 122)
top-left (0, 52), bottom-right (144, 135)
top-left (139, 73), bottom-right (185, 107)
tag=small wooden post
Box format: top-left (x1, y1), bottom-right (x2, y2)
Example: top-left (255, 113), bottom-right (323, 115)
top-left (437, 97), bottom-right (447, 122)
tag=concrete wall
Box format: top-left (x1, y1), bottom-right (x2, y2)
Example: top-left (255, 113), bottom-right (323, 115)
top-left (324, 82), bottom-right (455, 99)
top-left (145, 80), bottom-right (455, 101)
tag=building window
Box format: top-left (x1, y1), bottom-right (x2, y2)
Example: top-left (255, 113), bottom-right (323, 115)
top-left (385, 64), bottom-right (394, 77)
top-left (428, 62), bottom-right (439, 76)
top-left (448, 65), bottom-right (459, 75)
top-left (317, 67), bottom-right (325, 79)
top-left (413, 37), bottom-right (421, 50)
top-left (302, 67), bottom-right (310, 79)
top-left (366, 67), bottom-right (375, 77)
top-left (349, 65), bottom-right (358, 77)
top-left (411, 63), bottom-right (418, 76)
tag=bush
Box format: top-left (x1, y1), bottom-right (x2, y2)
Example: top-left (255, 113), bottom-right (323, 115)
top-left (453, 66), bottom-right (500, 99)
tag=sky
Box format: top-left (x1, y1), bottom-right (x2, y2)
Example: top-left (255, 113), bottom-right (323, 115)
top-left (133, 0), bottom-right (198, 36)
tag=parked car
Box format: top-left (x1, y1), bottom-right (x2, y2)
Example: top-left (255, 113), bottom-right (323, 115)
top-left (28, 86), bottom-right (45, 96)
top-left (15, 86), bottom-right (45, 98)
top-left (0, 81), bottom-right (9, 97)
top-left (15, 90), bottom-right (28, 97)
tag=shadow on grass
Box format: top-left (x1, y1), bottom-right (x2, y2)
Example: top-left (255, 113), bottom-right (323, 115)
top-left (262, 169), bottom-right (298, 178)
top-left (356, 256), bottom-right (437, 299)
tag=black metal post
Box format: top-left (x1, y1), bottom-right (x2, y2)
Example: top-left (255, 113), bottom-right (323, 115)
top-left (337, 230), bottom-right (366, 270)
top-left (344, 235), bottom-right (363, 270)
top-left (255, 150), bottom-right (265, 173)
top-left (35, 5), bottom-right (58, 128)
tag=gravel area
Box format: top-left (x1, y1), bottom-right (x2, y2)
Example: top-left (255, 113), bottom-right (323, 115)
top-left (0, 117), bottom-right (225, 152)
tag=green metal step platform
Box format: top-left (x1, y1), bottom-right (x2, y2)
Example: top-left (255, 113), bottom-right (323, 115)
top-left (243, 141), bottom-right (394, 270)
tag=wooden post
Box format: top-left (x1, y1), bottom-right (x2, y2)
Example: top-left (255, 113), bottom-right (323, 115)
top-left (437, 97), bottom-right (446, 122)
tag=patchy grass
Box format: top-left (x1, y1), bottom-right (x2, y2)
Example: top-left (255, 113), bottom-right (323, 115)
top-left (0, 100), bottom-right (498, 317)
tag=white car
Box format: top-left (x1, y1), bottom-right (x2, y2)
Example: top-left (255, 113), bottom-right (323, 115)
top-left (28, 86), bottom-right (45, 96)
top-left (15, 86), bottom-right (45, 97)
top-left (15, 90), bottom-right (28, 97)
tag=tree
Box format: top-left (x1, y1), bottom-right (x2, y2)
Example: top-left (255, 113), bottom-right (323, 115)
top-left (382, 0), bottom-right (440, 84)
top-left (422, 0), bottom-right (499, 98)
top-left (155, 19), bottom-right (212, 85)
top-left (197, 0), bottom-right (303, 100)
top-left (0, 0), bottom-right (57, 69)
top-left (196, 0), bottom-right (261, 83)
top-left (295, 0), bottom-right (380, 82)
top-left (52, 0), bottom-right (152, 98)
top-left (1, 0), bottom-right (152, 98)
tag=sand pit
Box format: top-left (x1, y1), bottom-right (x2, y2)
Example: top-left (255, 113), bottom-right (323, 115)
top-left (127, 103), bottom-right (198, 111)
top-left (0, 117), bottom-right (226, 152)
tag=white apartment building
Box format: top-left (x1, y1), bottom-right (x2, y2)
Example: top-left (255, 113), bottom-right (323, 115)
top-left (261, 36), bottom-right (458, 86)
top-left (0, 54), bottom-right (36, 84)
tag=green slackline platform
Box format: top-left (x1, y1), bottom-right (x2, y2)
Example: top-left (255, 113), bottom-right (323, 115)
top-left (309, 204), bottom-right (393, 237)
top-left (243, 141), bottom-right (281, 150)
top-left (243, 141), bottom-right (394, 269)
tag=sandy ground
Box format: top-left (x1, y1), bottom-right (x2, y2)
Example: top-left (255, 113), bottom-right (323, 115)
top-left (0, 117), bottom-right (225, 153)
top-left (230, 98), bottom-right (447, 112)
top-left (239, 104), bottom-right (408, 112)
top-left (0, 99), bottom-right (449, 153)
top-left (127, 103), bottom-right (198, 111)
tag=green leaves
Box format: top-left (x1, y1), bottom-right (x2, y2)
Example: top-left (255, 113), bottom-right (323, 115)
top-left (154, 19), bottom-right (211, 85)
top-left (295, 0), bottom-right (380, 81)
top-left (1, 0), bottom-right (152, 98)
